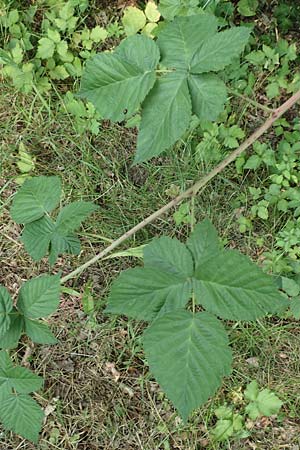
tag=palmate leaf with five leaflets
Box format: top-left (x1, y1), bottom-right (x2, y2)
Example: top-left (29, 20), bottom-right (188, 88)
top-left (106, 219), bottom-right (287, 419)
top-left (79, 15), bottom-right (251, 162)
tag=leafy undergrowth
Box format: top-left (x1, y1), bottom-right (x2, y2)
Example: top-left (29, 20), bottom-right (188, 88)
top-left (1, 0), bottom-right (300, 449)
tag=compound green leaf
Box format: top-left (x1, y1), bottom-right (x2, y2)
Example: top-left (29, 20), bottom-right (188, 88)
top-left (0, 366), bottom-right (43, 394)
top-left (186, 218), bottom-right (220, 264)
top-left (21, 216), bottom-right (55, 261)
top-left (0, 313), bottom-right (24, 350)
top-left (11, 176), bottom-right (61, 224)
top-left (24, 318), bottom-right (58, 345)
top-left (0, 286), bottom-right (13, 338)
top-left (193, 250), bottom-right (287, 320)
top-left (187, 74), bottom-right (227, 120)
top-left (143, 310), bottom-right (232, 420)
top-left (55, 201), bottom-right (98, 233)
top-left (245, 382), bottom-right (282, 419)
top-left (143, 236), bottom-right (193, 278)
top-left (191, 27), bottom-right (251, 73)
top-left (106, 267), bottom-right (192, 321)
top-left (0, 393), bottom-right (44, 443)
top-left (79, 35), bottom-right (159, 122)
top-left (18, 275), bottom-right (60, 319)
top-left (157, 14), bottom-right (218, 70)
top-left (136, 72), bottom-right (192, 162)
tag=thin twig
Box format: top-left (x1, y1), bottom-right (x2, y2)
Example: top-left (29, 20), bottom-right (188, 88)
top-left (61, 90), bottom-right (300, 284)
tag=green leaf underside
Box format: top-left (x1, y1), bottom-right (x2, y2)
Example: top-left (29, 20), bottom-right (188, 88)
top-left (187, 74), bottom-right (227, 120)
top-left (11, 176), bottom-right (61, 224)
top-left (0, 393), bottom-right (44, 443)
top-left (24, 318), bottom-right (58, 344)
top-left (18, 274), bottom-right (60, 319)
top-left (105, 267), bottom-right (192, 321)
top-left (0, 286), bottom-right (13, 338)
top-left (0, 366), bottom-right (43, 394)
top-left (143, 310), bottom-right (232, 420)
top-left (0, 313), bottom-right (24, 349)
top-left (157, 14), bottom-right (218, 70)
top-left (290, 297), bottom-right (300, 319)
top-left (143, 236), bottom-right (193, 278)
top-left (191, 27), bottom-right (251, 73)
top-left (55, 201), bottom-right (98, 233)
top-left (79, 35), bottom-right (159, 122)
top-left (135, 72), bottom-right (192, 163)
top-left (193, 250), bottom-right (286, 320)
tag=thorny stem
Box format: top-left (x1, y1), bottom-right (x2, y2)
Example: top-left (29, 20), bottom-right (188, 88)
top-left (60, 90), bottom-right (300, 284)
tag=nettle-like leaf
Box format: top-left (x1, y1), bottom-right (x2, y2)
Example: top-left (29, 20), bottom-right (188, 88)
top-left (143, 310), bottom-right (232, 420)
top-left (0, 351), bottom-right (44, 443)
top-left (11, 176), bottom-right (98, 265)
top-left (79, 15), bottom-right (251, 162)
top-left (106, 219), bottom-right (287, 420)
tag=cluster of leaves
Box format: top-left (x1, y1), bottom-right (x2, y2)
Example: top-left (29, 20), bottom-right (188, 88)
top-left (79, 14), bottom-right (250, 162)
top-left (0, 275), bottom-right (60, 349)
top-left (274, 0), bottom-right (300, 32)
top-left (211, 380), bottom-right (282, 442)
top-left (0, 351), bottom-right (44, 443)
top-left (11, 176), bottom-right (98, 265)
top-left (122, 1), bottom-right (161, 37)
top-left (0, 1), bottom-right (122, 134)
top-left (105, 219), bottom-right (286, 419)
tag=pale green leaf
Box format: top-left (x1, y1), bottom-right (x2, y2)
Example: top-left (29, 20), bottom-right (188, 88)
top-left (281, 277), bottom-right (300, 297)
top-left (122, 6), bottom-right (146, 36)
top-left (0, 286), bottom-right (13, 338)
top-left (47, 28), bottom-right (61, 43)
top-left (191, 27), bottom-right (251, 73)
top-left (0, 393), bottom-right (44, 443)
top-left (186, 218), bottom-right (220, 263)
top-left (79, 35), bottom-right (159, 121)
top-left (187, 74), bottom-right (227, 121)
top-left (238, 0), bottom-right (258, 16)
top-left (193, 250), bottom-right (287, 320)
top-left (105, 267), bottom-right (192, 320)
top-left (244, 380), bottom-right (259, 401)
top-left (55, 201), bottom-right (98, 233)
top-left (145, 1), bottom-right (161, 22)
top-left (11, 176), bottom-right (61, 224)
top-left (245, 387), bottom-right (282, 419)
top-left (90, 25), bottom-right (108, 42)
top-left (36, 37), bottom-right (55, 59)
top-left (18, 275), bottom-right (60, 319)
top-left (21, 216), bottom-right (55, 261)
top-left (157, 14), bottom-right (218, 70)
top-left (24, 318), bottom-right (58, 345)
top-left (136, 72), bottom-right (192, 163)
top-left (143, 236), bottom-right (193, 278)
top-left (0, 366), bottom-right (43, 393)
top-left (143, 310), bottom-right (232, 420)
top-left (0, 313), bottom-right (24, 350)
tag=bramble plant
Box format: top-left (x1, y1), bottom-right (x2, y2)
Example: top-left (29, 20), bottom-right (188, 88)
top-left (1, 0), bottom-right (300, 445)
top-left (79, 14), bottom-right (250, 162)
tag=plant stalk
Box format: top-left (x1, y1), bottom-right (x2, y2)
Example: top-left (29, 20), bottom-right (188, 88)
top-left (61, 90), bottom-right (300, 284)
